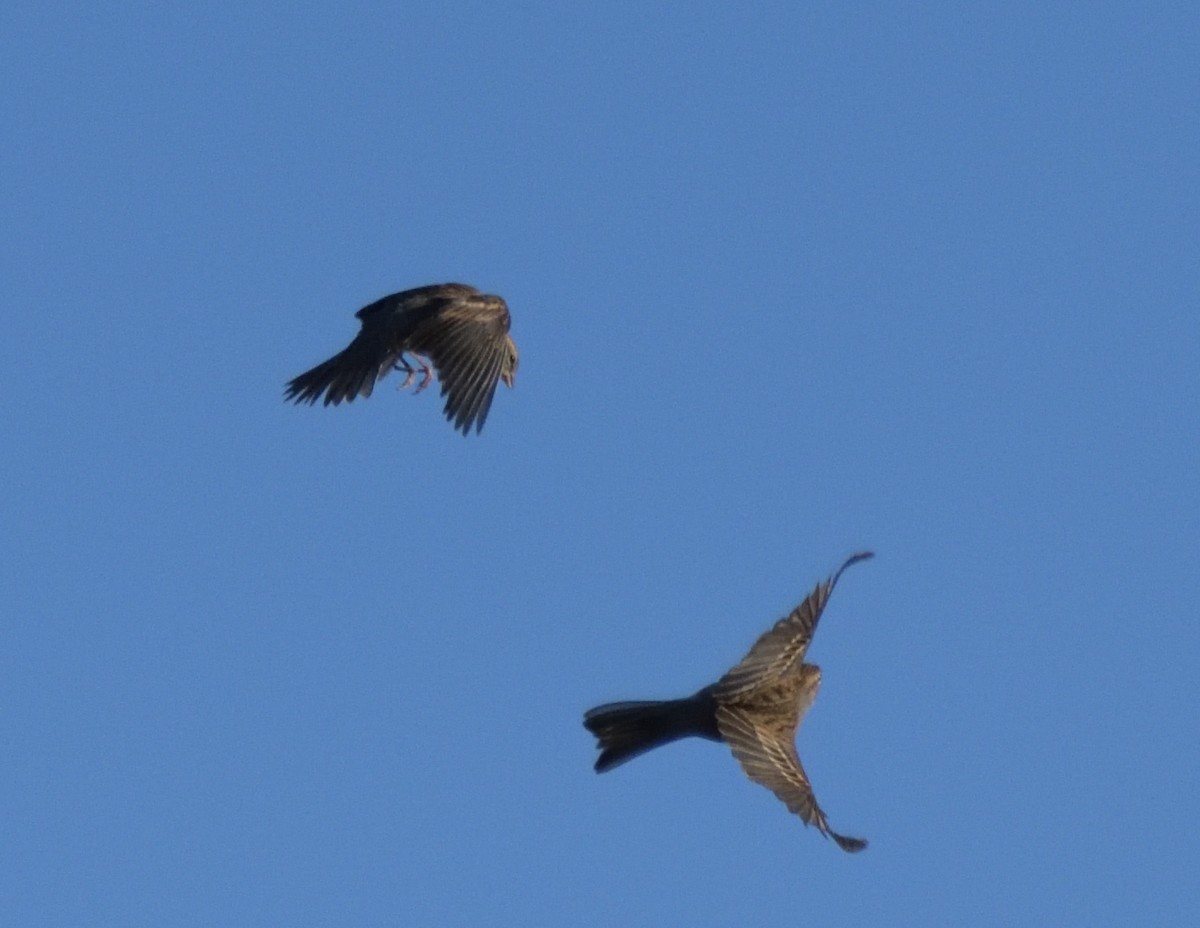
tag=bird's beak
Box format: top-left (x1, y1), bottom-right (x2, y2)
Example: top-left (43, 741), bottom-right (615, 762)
top-left (501, 370), bottom-right (515, 389)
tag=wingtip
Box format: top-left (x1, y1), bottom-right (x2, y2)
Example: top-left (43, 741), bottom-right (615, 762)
top-left (832, 832), bottom-right (868, 853)
top-left (283, 383), bottom-right (314, 405)
top-left (831, 551), bottom-right (874, 586)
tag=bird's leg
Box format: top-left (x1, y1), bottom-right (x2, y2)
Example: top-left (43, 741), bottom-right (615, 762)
top-left (411, 354), bottom-right (434, 394)
top-left (392, 357), bottom-right (417, 391)
top-left (391, 354), bottom-right (434, 394)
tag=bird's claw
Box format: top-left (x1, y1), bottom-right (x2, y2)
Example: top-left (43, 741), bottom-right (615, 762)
top-left (393, 355), bottom-right (434, 394)
top-left (392, 361), bottom-right (415, 391)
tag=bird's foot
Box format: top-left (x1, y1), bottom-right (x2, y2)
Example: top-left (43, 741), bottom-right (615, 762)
top-left (411, 356), bottom-right (434, 394)
top-left (392, 360), bottom-right (416, 391)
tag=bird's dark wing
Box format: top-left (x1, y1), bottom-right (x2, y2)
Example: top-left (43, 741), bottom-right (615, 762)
top-left (284, 284), bottom-right (479, 406)
top-left (716, 704), bottom-right (867, 852)
top-left (283, 325), bottom-right (403, 405)
top-left (407, 295), bottom-right (512, 434)
top-left (714, 552), bottom-right (873, 698)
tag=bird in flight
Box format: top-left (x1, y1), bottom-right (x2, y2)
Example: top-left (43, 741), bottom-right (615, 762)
top-left (584, 552), bottom-right (872, 852)
top-left (285, 283), bottom-right (518, 435)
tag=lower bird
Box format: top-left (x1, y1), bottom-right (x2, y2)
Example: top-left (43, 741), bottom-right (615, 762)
top-left (285, 283), bottom-right (518, 435)
top-left (584, 552), bottom-right (872, 852)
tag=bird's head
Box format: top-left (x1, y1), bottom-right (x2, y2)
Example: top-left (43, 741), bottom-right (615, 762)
top-left (500, 335), bottom-right (519, 388)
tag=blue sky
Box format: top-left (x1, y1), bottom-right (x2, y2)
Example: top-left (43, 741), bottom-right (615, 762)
top-left (3, 2), bottom-right (1197, 925)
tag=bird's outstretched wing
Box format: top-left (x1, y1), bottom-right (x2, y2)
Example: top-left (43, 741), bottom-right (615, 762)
top-left (716, 704), bottom-right (867, 853)
top-left (714, 552), bottom-right (873, 699)
top-left (283, 323), bottom-right (400, 406)
top-left (284, 284), bottom-right (476, 407)
top-left (406, 293), bottom-right (513, 434)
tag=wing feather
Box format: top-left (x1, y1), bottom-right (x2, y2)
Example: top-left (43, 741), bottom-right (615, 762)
top-left (717, 705), bottom-right (866, 852)
top-left (286, 284), bottom-right (475, 406)
top-left (408, 296), bottom-right (511, 434)
top-left (715, 552), bottom-right (873, 698)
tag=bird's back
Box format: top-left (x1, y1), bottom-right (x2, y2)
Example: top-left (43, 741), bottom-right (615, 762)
top-left (354, 283), bottom-right (479, 328)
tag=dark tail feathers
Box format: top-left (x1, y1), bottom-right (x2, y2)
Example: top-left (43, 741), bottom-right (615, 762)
top-left (583, 695), bottom-right (718, 773)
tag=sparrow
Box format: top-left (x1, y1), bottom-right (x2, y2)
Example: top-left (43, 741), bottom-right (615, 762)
top-left (584, 552), bottom-right (872, 852)
top-left (285, 283), bottom-right (517, 434)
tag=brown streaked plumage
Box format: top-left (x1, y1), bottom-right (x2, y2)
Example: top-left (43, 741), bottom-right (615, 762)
top-left (284, 283), bottom-right (518, 435)
top-left (583, 552), bottom-right (872, 853)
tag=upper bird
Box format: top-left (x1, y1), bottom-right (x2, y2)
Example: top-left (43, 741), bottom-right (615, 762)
top-left (285, 283), bottom-right (518, 435)
top-left (584, 552), bottom-right (872, 853)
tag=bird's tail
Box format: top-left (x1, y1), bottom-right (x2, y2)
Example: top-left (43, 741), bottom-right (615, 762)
top-left (284, 341), bottom-right (386, 406)
top-left (584, 694), bottom-right (717, 773)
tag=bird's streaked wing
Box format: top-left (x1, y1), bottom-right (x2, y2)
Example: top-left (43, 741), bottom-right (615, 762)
top-left (716, 704), bottom-right (867, 853)
top-left (714, 552), bottom-right (873, 698)
top-left (408, 297), bottom-right (512, 434)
